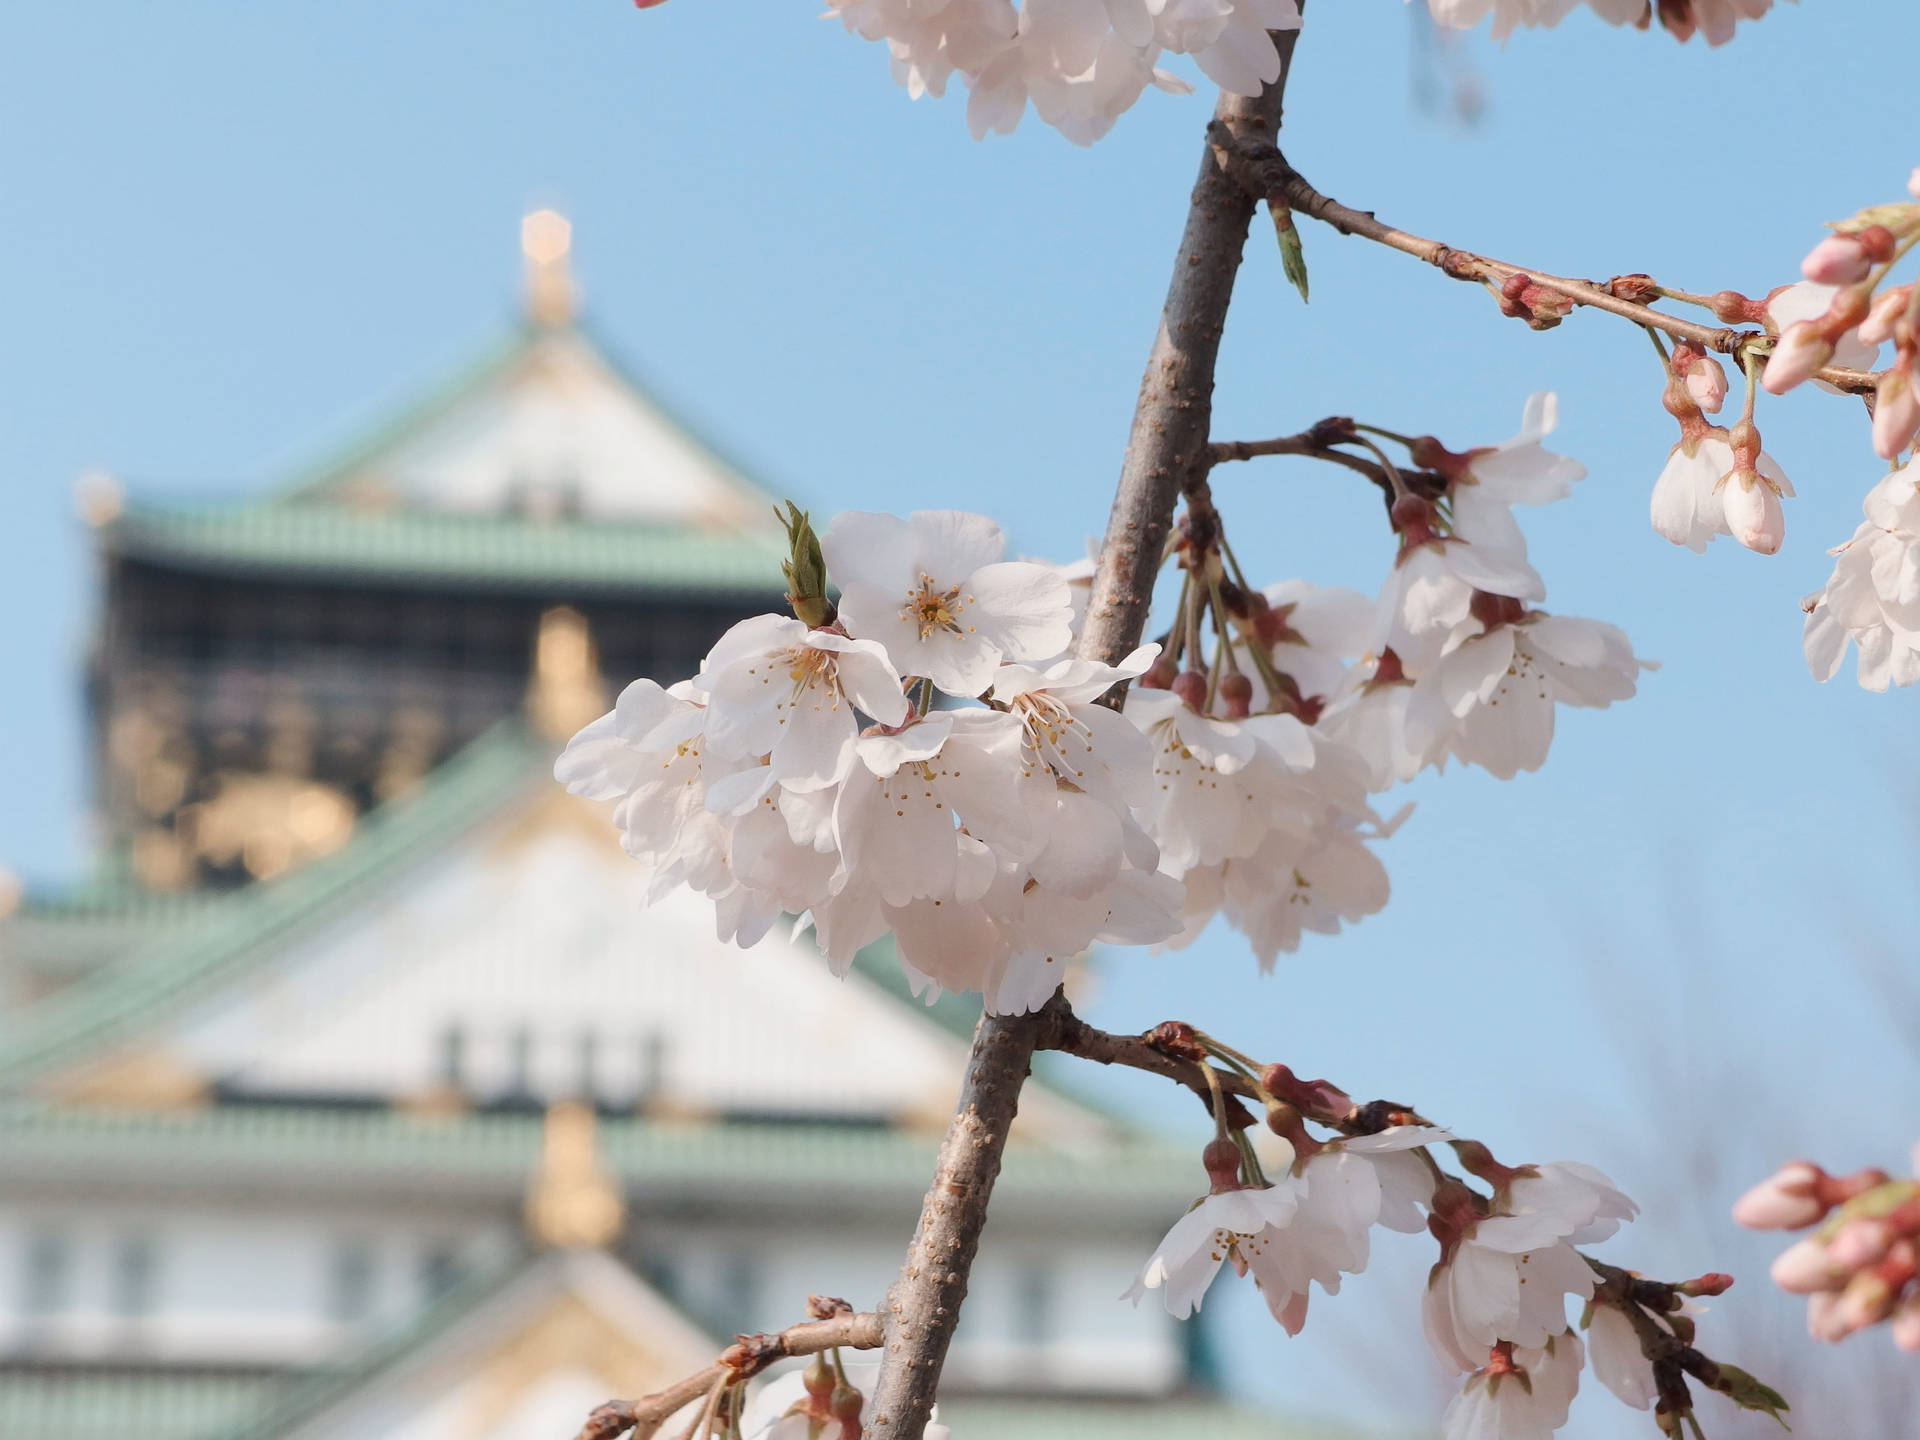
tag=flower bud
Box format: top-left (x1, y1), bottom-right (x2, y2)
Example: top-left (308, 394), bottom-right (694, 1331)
top-left (1828, 1217), bottom-right (1896, 1270)
top-left (1171, 669), bottom-right (1207, 714)
top-left (1910, 168), bottom-right (1920, 202)
top-left (1734, 1161), bottom-right (1829, 1230)
top-left (828, 1383), bottom-right (863, 1426)
top-left (1721, 468), bottom-right (1785, 555)
top-left (1202, 1136), bottom-right (1244, 1191)
top-left (1685, 357), bottom-right (1728, 414)
top-left (1608, 273), bottom-right (1661, 304)
top-left (1761, 322), bottom-right (1833, 395)
top-left (1892, 1290), bottom-right (1920, 1352)
top-left (804, 1355), bottom-right (836, 1399)
top-left (1833, 1267), bottom-right (1897, 1332)
top-left (1709, 289), bottom-right (1763, 324)
top-left (1139, 654), bottom-right (1177, 690)
top-left (1772, 1237), bottom-right (1842, 1294)
top-left (777, 502), bottom-right (836, 630)
top-left (1801, 234), bottom-right (1873, 286)
top-left (1678, 1272), bottom-right (1735, 1298)
top-left (1806, 1290), bottom-right (1852, 1342)
top-left (1872, 360), bottom-right (1920, 461)
top-left (1220, 671), bottom-right (1253, 719)
top-left (1859, 285), bottom-right (1911, 346)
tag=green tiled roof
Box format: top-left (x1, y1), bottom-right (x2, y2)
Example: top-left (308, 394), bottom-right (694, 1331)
top-left (102, 502), bottom-right (789, 596)
top-left (0, 1101), bottom-right (1196, 1207)
top-left (0, 1370), bottom-right (289, 1440)
top-left (940, 1399), bottom-right (1373, 1440)
top-left (0, 724), bottom-right (546, 1092)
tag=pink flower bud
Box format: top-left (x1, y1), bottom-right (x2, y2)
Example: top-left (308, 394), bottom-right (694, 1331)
top-left (1771, 1236), bottom-right (1841, 1294)
top-left (1834, 1268), bottom-right (1897, 1332)
top-left (1734, 1161), bottom-right (1829, 1229)
top-left (1893, 1291), bottom-right (1920, 1353)
top-left (1761, 322), bottom-right (1833, 395)
top-left (1807, 1290), bottom-right (1852, 1342)
top-left (1828, 1217), bottom-right (1896, 1270)
top-left (1722, 469), bottom-right (1786, 555)
top-left (1802, 234), bottom-right (1872, 286)
top-left (1171, 669), bottom-right (1208, 714)
top-left (1859, 285), bottom-right (1911, 346)
top-left (1873, 362), bottom-right (1920, 461)
top-left (1686, 356), bottom-right (1729, 414)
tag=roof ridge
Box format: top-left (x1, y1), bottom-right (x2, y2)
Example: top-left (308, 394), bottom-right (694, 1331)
top-left (0, 722), bottom-right (546, 1093)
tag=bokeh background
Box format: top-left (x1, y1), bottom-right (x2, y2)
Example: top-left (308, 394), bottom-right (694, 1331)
top-left (3, 4), bottom-right (1918, 1437)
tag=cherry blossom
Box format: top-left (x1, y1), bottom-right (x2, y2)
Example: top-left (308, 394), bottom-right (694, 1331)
top-left (1803, 458), bottom-right (1920, 691)
top-left (1582, 1295), bottom-right (1700, 1411)
top-left (1423, 391), bottom-right (1585, 556)
top-left (1402, 602), bottom-right (1648, 782)
top-left (1440, 1332), bottom-right (1584, 1440)
top-left (823, 509), bottom-right (1073, 697)
top-left (1426, 1162), bottom-right (1637, 1367)
top-left (1648, 429), bottom-right (1793, 554)
top-left (699, 615), bottom-right (909, 793)
top-left (825, 0), bottom-right (1298, 145)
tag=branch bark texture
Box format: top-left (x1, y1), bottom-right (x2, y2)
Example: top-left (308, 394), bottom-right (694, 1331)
top-left (1077, 37), bottom-right (1299, 669)
top-left (864, 33), bottom-right (1304, 1440)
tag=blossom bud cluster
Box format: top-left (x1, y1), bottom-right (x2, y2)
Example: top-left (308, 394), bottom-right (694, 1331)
top-left (1767, 187), bottom-right (1920, 462)
top-left (560, 395), bottom-right (1646, 1014)
top-left (822, 0), bottom-right (1301, 146)
top-left (1736, 1152), bottom-right (1920, 1351)
top-left (1418, 0), bottom-right (1782, 46)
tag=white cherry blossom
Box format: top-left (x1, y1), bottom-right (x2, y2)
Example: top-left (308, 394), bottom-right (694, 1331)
top-left (1586, 1300), bottom-right (1661, 1410)
top-left (1426, 1162), bottom-right (1637, 1368)
top-left (1440, 1331), bottom-right (1584, 1440)
top-left (1803, 458), bottom-right (1920, 691)
top-left (1403, 608), bottom-right (1647, 782)
top-left (1442, 392), bottom-right (1586, 556)
top-left (1373, 511), bottom-right (1545, 672)
top-left (823, 509), bottom-right (1073, 697)
top-left (1649, 430), bottom-right (1793, 554)
top-left (699, 614), bottom-right (909, 793)
top-left (1124, 1166), bottom-right (1309, 1318)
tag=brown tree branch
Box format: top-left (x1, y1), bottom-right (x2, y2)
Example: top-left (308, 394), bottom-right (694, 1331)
top-left (1212, 131), bottom-right (1878, 397)
top-left (575, 1309), bottom-right (882, 1440)
top-left (865, 32), bottom-right (1309, 1440)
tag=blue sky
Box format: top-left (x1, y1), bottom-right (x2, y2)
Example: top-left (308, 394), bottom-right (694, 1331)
top-left (4, 4), bottom-right (1917, 1435)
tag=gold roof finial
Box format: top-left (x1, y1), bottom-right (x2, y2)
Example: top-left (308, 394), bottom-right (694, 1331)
top-left (522, 209), bottom-right (577, 329)
top-left (525, 1100), bottom-right (625, 1249)
top-left (528, 606), bottom-right (607, 741)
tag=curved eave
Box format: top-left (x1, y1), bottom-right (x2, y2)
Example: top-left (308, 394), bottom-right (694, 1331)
top-left (99, 503), bottom-right (790, 600)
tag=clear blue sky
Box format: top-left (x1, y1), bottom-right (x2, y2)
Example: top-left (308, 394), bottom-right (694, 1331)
top-left (3, 5), bottom-right (1916, 1435)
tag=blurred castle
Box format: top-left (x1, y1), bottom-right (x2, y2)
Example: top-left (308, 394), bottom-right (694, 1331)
top-left (0, 215), bottom-right (1327, 1440)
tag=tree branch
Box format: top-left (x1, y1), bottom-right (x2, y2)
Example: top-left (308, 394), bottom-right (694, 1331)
top-left (1213, 133), bottom-right (1878, 397)
top-left (865, 33), bottom-right (1308, 1440)
top-left (576, 1309), bottom-right (882, 1440)
top-left (1076, 36), bottom-right (1302, 670)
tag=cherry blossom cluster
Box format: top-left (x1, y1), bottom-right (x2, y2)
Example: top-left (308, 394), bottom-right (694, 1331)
top-left (1120, 1027), bottom-right (1782, 1440)
top-left (1298, 395), bottom-right (1649, 788)
top-left (1421, 0), bottom-right (1785, 44)
top-left (1736, 1150), bottom-right (1920, 1351)
top-left (557, 505), bottom-right (1192, 1015)
top-left (821, 0), bottom-right (1301, 145)
top-left (558, 396), bottom-right (1647, 1013)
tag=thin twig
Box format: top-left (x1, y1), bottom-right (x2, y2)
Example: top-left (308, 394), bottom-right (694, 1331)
top-left (1208, 130), bottom-right (1878, 397)
top-left (575, 1311), bottom-right (882, 1440)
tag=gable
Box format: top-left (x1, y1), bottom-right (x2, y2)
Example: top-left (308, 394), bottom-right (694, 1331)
top-left (299, 327), bottom-right (775, 530)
